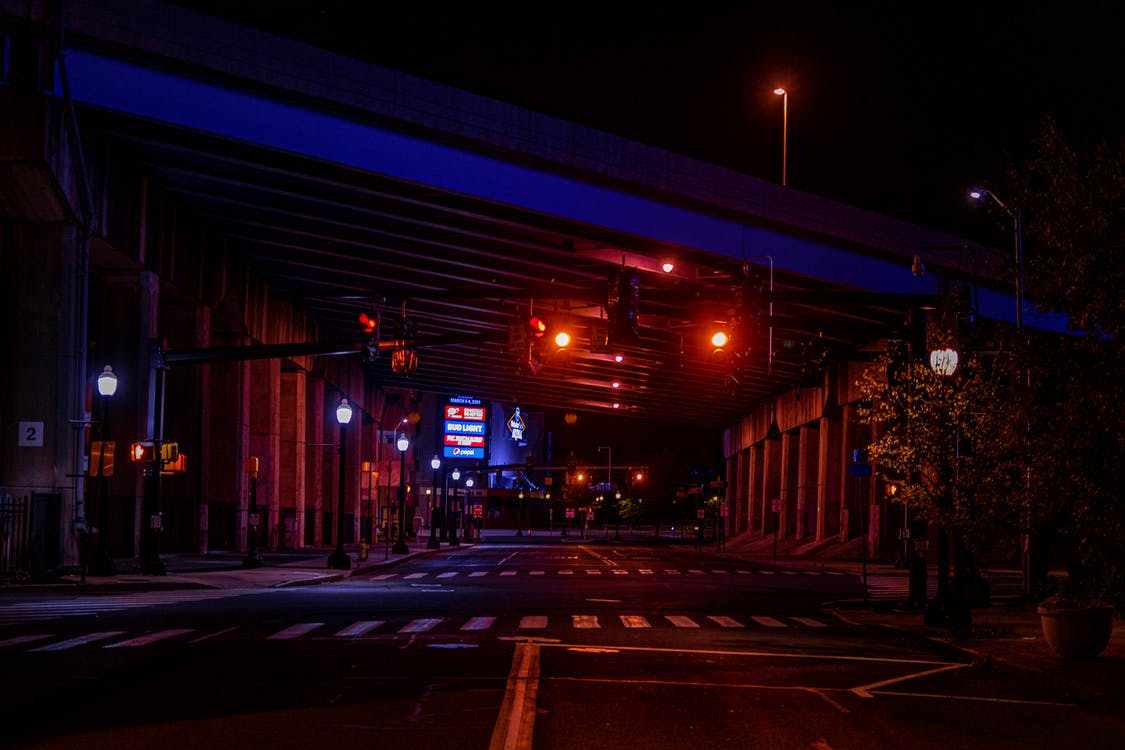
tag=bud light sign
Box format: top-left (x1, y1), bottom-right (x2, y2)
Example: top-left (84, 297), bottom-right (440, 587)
top-left (444, 396), bottom-right (487, 460)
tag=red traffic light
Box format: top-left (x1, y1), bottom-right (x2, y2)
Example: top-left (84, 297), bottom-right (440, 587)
top-left (130, 441), bottom-right (156, 462)
top-left (528, 316), bottom-right (547, 338)
top-left (358, 312), bottom-right (378, 334)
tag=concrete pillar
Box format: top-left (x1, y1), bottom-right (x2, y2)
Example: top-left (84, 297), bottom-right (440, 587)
top-left (207, 358), bottom-right (250, 551)
top-left (133, 272), bottom-right (160, 559)
top-left (735, 450), bottom-right (749, 535)
top-left (761, 435), bottom-right (781, 536)
top-left (796, 424), bottom-right (819, 540)
top-left (748, 442), bottom-right (763, 534)
top-left (816, 414), bottom-right (843, 541)
top-left (348, 402), bottom-right (363, 546)
top-left (249, 359), bottom-right (281, 549)
top-left (280, 370), bottom-right (307, 549)
top-left (840, 403), bottom-right (860, 540)
top-left (780, 431), bottom-right (798, 537)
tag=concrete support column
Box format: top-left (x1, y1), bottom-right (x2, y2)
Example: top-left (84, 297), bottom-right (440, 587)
top-left (348, 403), bottom-right (363, 547)
top-left (305, 378), bottom-right (325, 546)
top-left (280, 370), bottom-right (308, 549)
top-left (207, 358), bottom-right (250, 551)
top-left (840, 403), bottom-right (860, 540)
top-left (249, 359), bottom-right (281, 550)
top-left (779, 431), bottom-right (798, 538)
top-left (735, 450), bottom-right (749, 535)
top-left (193, 305), bottom-right (212, 554)
top-left (796, 424), bottom-right (818, 541)
top-left (816, 414), bottom-right (843, 541)
top-left (748, 443), bottom-right (763, 534)
top-left (133, 272), bottom-right (160, 560)
top-left (761, 436), bottom-right (781, 537)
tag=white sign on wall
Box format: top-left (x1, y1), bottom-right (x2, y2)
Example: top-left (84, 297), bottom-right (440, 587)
top-left (18, 421), bottom-right (44, 447)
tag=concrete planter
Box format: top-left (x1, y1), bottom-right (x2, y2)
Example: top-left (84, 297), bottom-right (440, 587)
top-left (1037, 603), bottom-right (1115, 659)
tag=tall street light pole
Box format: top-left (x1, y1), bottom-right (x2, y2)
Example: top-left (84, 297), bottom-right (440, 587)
top-left (91, 365), bottom-right (117, 576)
top-left (328, 398), bottom-right (353, 570)
top-left (428, 455), bottom-right (441, 548)
top-left (598, 445), bottom-right (618, 540)
top-left (393, 432), bottom-right (410, 554)
top-left (773, 87), bottom-right (788, 187)
top-left (449, 468), bottom-right (461, 546)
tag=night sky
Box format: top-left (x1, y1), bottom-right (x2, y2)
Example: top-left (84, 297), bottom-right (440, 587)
top-left (177, 2), bottom-right (1124, 240)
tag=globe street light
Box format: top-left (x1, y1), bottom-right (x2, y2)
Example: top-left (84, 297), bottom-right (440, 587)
top-left (392, 432), bottom-right (410, 554)
top-left (91, 365), bottom-right (117, 576)
top-left (327, 398), bottom-right (353, 570)
top-left (428, 455), bottom-right (441, 549)
top-left (464, 476), bottom-right (475, 542)
top-left (773, 87), bottom-right (789, 187)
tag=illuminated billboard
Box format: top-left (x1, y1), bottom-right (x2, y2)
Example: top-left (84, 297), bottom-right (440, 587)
top-left (443, 396), bottom-right (488, 460)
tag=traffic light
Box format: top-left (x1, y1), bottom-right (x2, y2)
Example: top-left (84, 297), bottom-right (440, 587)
top-left (130, 441), bottom-right (156, 462)
top-left (359, 310), bottom-right (380, 362)
top-left (160, 442), bottom-right (180, 463)
top-left (606, 267), bottom-right (640, 345)
top-left (710, 329), bottom-right (730, 357)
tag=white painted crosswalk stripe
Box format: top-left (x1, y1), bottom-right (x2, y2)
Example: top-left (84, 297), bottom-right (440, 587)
top-left (29, 631), bottom-right (126, 652)
top-left (0, 589), bottom-right (266, 625)
top-left (268, 622), bottom-right (324, 640)
top-left (558, 569), bottom-right (574, 575)
top-left (688, 569), bottom-right (706, 575)
top-left (751, 616), bottom-right (787, 628)
top-left (520, 615), bottom-right (547, 629)
top-left (0, 634), bottom-right (53, 648)
top-left (399, 618), bottom-right (443, 633)
top-left (104, 629), bottom-right (194, 648)
top-left (612, 569), bottom-right (629, 575)
top-left (335, 620), bottom-right (385, 637)
top-left (736, 570), bottom-right (752, 575)
top-left (499, 570), bottom-right (517, 576)
top-left (707, 616), bottom-right (744, 628)
top-left (371, 573), bottom-right (396, 580)
top-left (436, 572), bottom-right (458, 578)
top-left (665, 569), bottom-right (680, 575)
top-left (638, 569), bottom-right (654, 575)
top-left (586, 570), bottom-right (602, 575)
top-left (791, 617), bottom-right (828, 628)
top-left (620, 615), bottom-right (651, 628)
top-left (461, 616), bottom-right (496, 631)
top-left (530, 570), bottom-right (545, 576)
top-left (469, 571), bottom-right (488, 577)
top-left (665, 615), bottom-right (699, 628)
top-left (572, 615), bottom-right (600, 628)
top-left (403, 572), bottom-right (428, 580)
top-left (710, 570), bottom-right (729, 575)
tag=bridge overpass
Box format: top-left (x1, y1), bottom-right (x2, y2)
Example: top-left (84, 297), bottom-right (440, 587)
top-left (1, 0), bottom-right (1036, 570)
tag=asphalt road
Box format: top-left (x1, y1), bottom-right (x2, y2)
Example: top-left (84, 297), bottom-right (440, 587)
top-left (2, 541), bottom-right (1123, 749)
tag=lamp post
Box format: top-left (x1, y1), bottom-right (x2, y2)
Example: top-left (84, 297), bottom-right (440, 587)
top-left (91, 365), bottom-right (117, 576)
top-left (392, 432), bottom-right (410, 554)
top-left (449, 468), bottom-right (461, 546)
top-left (598, 446), bottom-right (618, 540)
top-left (773, 87), bottom-right (788, 187)
top-left (464, 476), bottom-right (475, 542)
top-left (327, 398), bottom-right (353, 570)
top-left (428, 455), bottom-right (441, 548)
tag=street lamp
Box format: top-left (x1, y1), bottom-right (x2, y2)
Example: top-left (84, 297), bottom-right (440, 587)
top-left (464, 476), bottom-right (475, 543)
top-left (428, 455), bottom-right (441, 548)
top-left (449, 467), bottom-right (461, 546)
top-left (327, 397), bottom-right (353, 570)
top-left (598, 446), bottom-right (618, 540)
top-left (392, 432), bottom-right (410, 554)
top-left (91, 365), bottom-right (117, 576)
top-left (773, 87), bottom-right (788, 187)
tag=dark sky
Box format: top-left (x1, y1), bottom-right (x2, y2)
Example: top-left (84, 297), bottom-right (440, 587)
top-left (179, 2), bottom-right (1125, 240)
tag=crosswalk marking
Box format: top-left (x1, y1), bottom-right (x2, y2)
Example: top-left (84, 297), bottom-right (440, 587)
top-left (520, 615), bottom-right (547, 629)
top-left (665, 615), bottom-right (699, 628)
top-left (573, 615), bottom-right (600, 629)
top-left (760, 570), bottom-right (776, 575)
top-left (638, 569), bottom-right (653, 574)
top-left (530, 571), bottom-right (545, 576)
top-left (751, 616), bottom-right (787, 628)
top-left (0, 589), bottom-right (266, 625)
top-left (586, 570), bottom-right (602, 575)
top-left (710, 570), bottom-right (729, 575)
top-left (782, 571), bottom-right (800, 575)
top-left (104, 628), bottom-right (194, 648)
top-left (399, 618), bottom-right (442, 633)
top-left (461, 616), bottom-right (496, 631)
top-left (707, 616), bottom-right (744, 628)
top-left (558, 569), bottom-right (574, 575)
top-left (436, 572), bottom-right (458, 578)
top-left (620, 615), bottom-right (651, 628)
top-left (612, 569), bottom-right (630, 575)
top-left (371, 573), bottom-right (396, 580)
top-left (0, 634), bottom-right (53, 648)
top-left (791, 617), bottom-right (828, 628)
top-left (360, 567), bottom-right (854, 582)
top-left (268, 622), bottom-right (324, 640)
top-left (469, 571), bottom-right (488, 577)
top-left (335, 620), bottom-right (385, 637)
top-left (736, 570), bottom-right (752, 574)
top-left (29, 631), bottom-right (126, 652)
top-left (664, 569), bottom-right (680, 575)
top-left (403, 572), bottom-right (427, 580)
top-left (688, 569), bottom-right (706, 575)
top-left (500, 571), bottom-right (517, 577)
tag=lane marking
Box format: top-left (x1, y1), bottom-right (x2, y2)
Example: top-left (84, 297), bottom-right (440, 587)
top-left (666, 616), bottom-right (700, 628)
top-left (519, 616), bottom-right (547, 629)
top-left (462, 616), bottom-right (497, 631)
top-left (530, 571), bottom-right (545, 576)
top-left (403, 572), bottom-right (427, 580)
top-left (710, 570), bottom-right (729, 575)
top-left (488, 642), bottom-right (540, 750)
top-left (500, 571), bottom-right (518, 577)
top-left (664, 569), bottom-right (681, 575)
top-left (399, 618), bottom-right (443, 633)
top-left (437, 572), bottom-right (458, 578)
top-left (852, 664), bottom-right (967, 697)
top-left (611, 570), bottom-right (630, 575)
top-left (268, 622), bottom-right (324, 640)
top-left (638, 569), bottom-right (654, 574)
top-left (572, 615), bottom-right (600, 629)
top-left (620, 615), bottom-right (651, 628)
top-left (867, 689), bottom-right (1077, 706)
top-left (0, 634), bottom-right (53, 648)
top-left (751, 616), bottom-right (787, 628)
top-left (688, 569), bottom-right (706, 575)
top-left (792, 617), bottom-right (828, 628)
top-left (335, 620), bottom-right (385, 637)
top-left (470, 571), bottom-right (489, 577)
top-left (558, 569), bottom-right (574, 575)
top-left (531, 640), bottom-right (960, 665)
top-left (708, 616), bottom-right (744, 628)
top-left (29, 631), bottom-right (126, 652)
top-left (577, 546), bottom-right (618, 567)
top-left (187, 626), bottom-right (237, 644)
top-left (371, 573), bottom-right (396, 580)
top-left (104, 628), bottom-right (194, 648)
top-left (585, 570), bottom-right (602, 576)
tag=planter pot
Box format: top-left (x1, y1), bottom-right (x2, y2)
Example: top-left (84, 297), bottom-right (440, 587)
top-left (1037, 603), bottom-right (1115, 659)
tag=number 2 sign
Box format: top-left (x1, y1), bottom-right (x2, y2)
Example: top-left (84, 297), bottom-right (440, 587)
top-left (19, 421), bottom-right (45, 447)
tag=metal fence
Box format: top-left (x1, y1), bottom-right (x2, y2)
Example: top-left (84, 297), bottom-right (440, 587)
top-left (1, 492), bottom-right (32, 578)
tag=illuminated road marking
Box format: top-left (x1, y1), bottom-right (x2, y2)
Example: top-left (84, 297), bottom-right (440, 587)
top-left (371, 573), bottom-right (396, 580)
top-left (792, 617), bottom-right (828, 628)
top-left (585, 570), bottom-right (602, 575)
top-left (710, 570), bottom-right (729, 575)
top-left (29, 631), bottom-right (126, 651)
top-left (104, 628), bottom-right (194, 648)
top-left (403, 572), bottom-right (427, 580)
top-left (611, 569), bottom-right (630, 575)
top-left (399, 618), bottom-right (442, 633)
top-left (437, 571), bottom-right (458, 578)
top-left (335, 620), bottom-right (385, 637)
top-left (665, 616), bottom-right (699, 628)
top-left (707, 616), bottom-right (744, 628)
top-left (0, 634), bottom-right (52, 648)
top-left (638, 569), bottom-right (654, 574)
top-left (470, 571), bottom-right (489, 577)
top-left (572, 615), bottom-right (600, 629)
top-left (489, 642), bottom-right (540, 750)
top-left (462, 616), bottom-right (497, 631)
top-left (530, 571), bottom-right (545, 576)
top-left (620, 615), bottom-right (651, 628)
top-left (267, 623), bottom-right (323, 640)
top-left (500, 571), bottom-right (518, 577)
top-left (688, 569), bottom-right (706, 575)
top-left (558, 570), bottom-right (574, 575)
